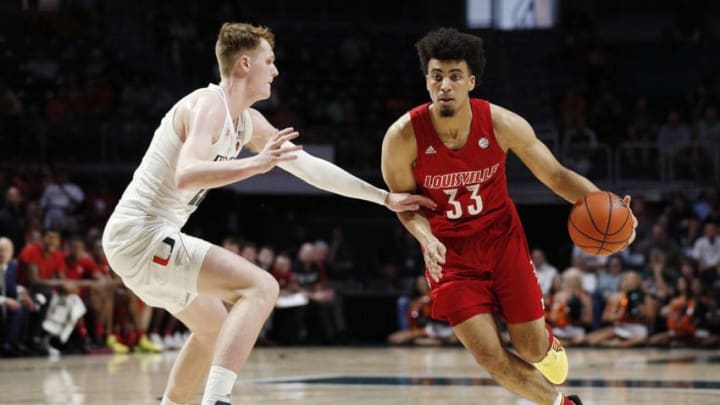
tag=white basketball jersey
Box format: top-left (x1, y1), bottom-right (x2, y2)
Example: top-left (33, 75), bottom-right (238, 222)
top-left (114, 84), bottom-right (253, 227)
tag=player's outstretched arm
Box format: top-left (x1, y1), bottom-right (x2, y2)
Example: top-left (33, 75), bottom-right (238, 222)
top-left (247, 109), bottom-right (436, 212)
top-left (492, 104), bottom-right (638, 244)
top-left (491, 104), bottom-right (599, 204)
top-left (174, 92), bottom-right (302, 190)
top-left (381, 117), bottom-right (444, 282)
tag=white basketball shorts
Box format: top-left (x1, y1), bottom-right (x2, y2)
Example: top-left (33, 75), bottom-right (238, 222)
top-left (102, 214), bottom-right (212, 313)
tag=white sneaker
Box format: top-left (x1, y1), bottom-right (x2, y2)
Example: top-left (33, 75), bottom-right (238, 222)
top-left (173, 331), bottom-right (186, 348)
top-left (163, 334), bottom-right (178, 350)
top-left (149, 333), bottom-right (165, 350)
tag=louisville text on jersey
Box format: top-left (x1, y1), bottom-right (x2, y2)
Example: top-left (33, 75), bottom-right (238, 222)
top-left (423, 163), bottom-right (499, 189)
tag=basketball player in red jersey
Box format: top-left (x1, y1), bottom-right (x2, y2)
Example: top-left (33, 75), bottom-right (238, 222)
top-left (381, 28), bottom-right (637, 405)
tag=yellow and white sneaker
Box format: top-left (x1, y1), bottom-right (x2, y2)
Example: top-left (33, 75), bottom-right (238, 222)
top-left (134, 334), bottom-right (164, 353)
top-left (533, 336), bottom-right (568, 384)
top-left (106, 334), bottom-right (129, 354)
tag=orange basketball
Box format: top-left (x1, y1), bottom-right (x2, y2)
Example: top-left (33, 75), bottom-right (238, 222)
top-left (567, 191), bottom-right (634, 256)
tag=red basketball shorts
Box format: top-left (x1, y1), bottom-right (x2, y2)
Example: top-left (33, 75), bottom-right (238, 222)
top-left (427, 224), bottom-right (544, 326)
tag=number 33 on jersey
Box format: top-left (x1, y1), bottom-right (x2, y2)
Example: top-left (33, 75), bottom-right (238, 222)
top-left (411, 99), bottom-right (516, 239)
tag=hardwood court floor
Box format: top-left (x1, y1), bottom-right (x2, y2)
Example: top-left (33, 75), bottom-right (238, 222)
top-left (1, 347), bottom-right (719, 404)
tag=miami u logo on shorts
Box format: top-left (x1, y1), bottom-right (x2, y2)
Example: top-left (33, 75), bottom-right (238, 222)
top-left (152, 237), bottom-right (176, 266)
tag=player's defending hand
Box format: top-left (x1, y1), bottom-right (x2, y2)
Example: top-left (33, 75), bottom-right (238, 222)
top-left (623, 195), bottom-right (638, 246)
top-left (423, 237), bottom-right (446, 283)
top-left (384, 193), bottom-right (437, 212)
top-left (256, 127), bottom-right (303, 173)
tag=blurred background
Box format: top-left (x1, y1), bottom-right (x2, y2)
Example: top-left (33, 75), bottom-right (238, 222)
top-left (1, 0), bottom-right (720, 353)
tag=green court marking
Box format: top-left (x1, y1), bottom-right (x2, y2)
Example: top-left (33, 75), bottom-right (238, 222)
top-left (261, 376), bottom-right (720, 390)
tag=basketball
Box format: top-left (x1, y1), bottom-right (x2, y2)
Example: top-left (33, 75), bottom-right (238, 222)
top-left (567, 191), bottom-right (634, 256)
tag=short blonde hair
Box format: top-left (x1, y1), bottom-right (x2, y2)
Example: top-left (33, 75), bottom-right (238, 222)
top-left (215, 22), bottom-right (275, 77)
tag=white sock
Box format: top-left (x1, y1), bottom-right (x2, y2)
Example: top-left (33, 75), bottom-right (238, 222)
top-left (201, 365), bottom-right (238, 405)
top-left (160, 395), bottom-right (187, 405)
top-left (553, 393), bottom-right (564, 405)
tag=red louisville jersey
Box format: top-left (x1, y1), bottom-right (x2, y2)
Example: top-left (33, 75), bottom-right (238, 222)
top-left (411, 98), bottom-right (520, 239)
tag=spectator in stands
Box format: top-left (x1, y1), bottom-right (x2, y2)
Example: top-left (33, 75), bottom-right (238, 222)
top-left (532, 248), bottom-right (558, 297)
top-left (695, 106), bottom-right (720, 144)
top-left (17, 229), bottom-right (68, 294)
top-left (221, 236), bottom-right (242, 255)
top-left (91, 239), bottom-right (135, 351)
top-left (17, 229), bottom-right (80, 353)
top-left (257, 245), bottom-right (275, 272)
top-left (664, 193), bottom-right (695, 238)
top-left (596, 256), bottom-right (623, 300)
top-left (643, 224), bottom-right (682, 268)
top-left (649, 276), bottom-right (715, 347)
top-left (273, 252), bottom-right (302, 294)
top-left (678, 216), bottom-right (703, 257)
top-left (642, 249), bottom-right (677, 332)
top-left (255, 244), bottom-right (276, 345)
top-left (571, 247), bottom-right (602, 294)
top-left (65, 238), bottom-right (126, 352)
top-left (293, 242), bottom-right (346, 344)
top-left (312, 240), bottom-right (336, 284)
top-left (118, 291), bottom-right (164, 353)
top-left (693, 186), bottom-right (718, 222)
top-left (1, 237), bottom-right (34, 357)
top-left (387, 275), bottom-right (457, 346)
top-left (656, 110), bottom-right (691, 159)
top-left (240, 241), bottom-right (258, 265)
top-left (0, 186), bottom-right (25, 251)
top-left (543, 274), bottom-right (563, 323)
top-left (679, 256), bottom-right (699, 280)
top-left (626, 96), bottom-right (656, 144)
top-left (692, 221), bottom-right (720, 272)
top-left (642, 249), bottom-right (678, 308)
top-left (562, 118), bottom-right (599, 175)
top-left (39, 170), bottom-right (84, 232)
top-left (697, 243), bottom-right (720, 304)
top-left (583, 271), bottom-right (649, 348)
top-left (548, 268), bottom-right (592, 346)
top-left (593, 255), bottom-right (624, 329)
top-left (271, 252), bottom-right (307, 344)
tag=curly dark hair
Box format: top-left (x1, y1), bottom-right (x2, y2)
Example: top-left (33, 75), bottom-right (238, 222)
top-left (415, 27), bottom-right (486, 79)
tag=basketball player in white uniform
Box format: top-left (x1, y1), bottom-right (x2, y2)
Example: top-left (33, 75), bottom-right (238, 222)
top-left (102, 23), bottom-right (436, 405)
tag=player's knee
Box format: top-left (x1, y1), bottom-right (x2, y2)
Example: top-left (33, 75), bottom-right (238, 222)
top-left (247, 272), bottom-right (279, 308)
top-left (514, 337), bottom-right (548, 363)
top-left (471, 348), bottom-right (509, 374)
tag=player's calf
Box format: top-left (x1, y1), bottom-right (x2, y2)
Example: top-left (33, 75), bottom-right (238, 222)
top-left (533, 329), bottom-right (569, 385)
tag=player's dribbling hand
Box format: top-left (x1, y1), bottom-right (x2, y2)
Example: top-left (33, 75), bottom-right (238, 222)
top-left (623, 195), bottom-right (638, 246)
top-left (424, 237), bottom-right (446, 283)
top-left (256, 127), bottom-right (303, 173)
top-left (384, 193), bottom-right (437, 212)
